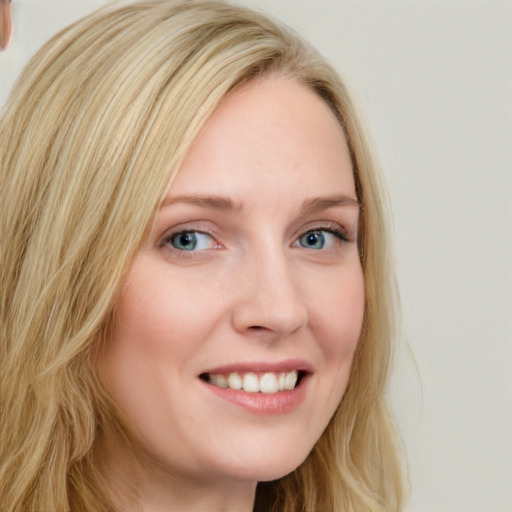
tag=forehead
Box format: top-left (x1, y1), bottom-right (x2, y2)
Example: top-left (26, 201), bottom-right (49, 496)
top-left (164, 75), bottom-right (355, 205)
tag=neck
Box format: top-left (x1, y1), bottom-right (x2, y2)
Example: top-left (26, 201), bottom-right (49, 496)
top-left (134, 472), bottom-right (256, 512)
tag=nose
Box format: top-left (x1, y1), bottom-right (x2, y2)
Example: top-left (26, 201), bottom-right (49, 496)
top-left (231, 248), bottom-right (309, 340)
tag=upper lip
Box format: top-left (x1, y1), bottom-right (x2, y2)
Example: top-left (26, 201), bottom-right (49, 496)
top-left (201, 359), bottom-right (314, 375)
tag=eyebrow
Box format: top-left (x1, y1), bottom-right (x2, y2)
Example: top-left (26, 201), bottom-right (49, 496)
top-left (300, 195), bottom-right (360, 215)
top-left (160, 193), bottom-right (360, 214)
top-left (160, 194), bottom-right (243, 212)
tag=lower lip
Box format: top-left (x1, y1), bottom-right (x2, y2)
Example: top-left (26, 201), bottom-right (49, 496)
top-left (201, 378), bottom-right (308, 415)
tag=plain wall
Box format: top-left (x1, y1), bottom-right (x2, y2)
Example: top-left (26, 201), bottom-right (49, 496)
top-left (1, 1), bottom-right (511, 511)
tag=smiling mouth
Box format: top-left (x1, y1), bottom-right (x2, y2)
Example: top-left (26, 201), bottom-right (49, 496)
top-left (199, 370), bottom-right (307, 394)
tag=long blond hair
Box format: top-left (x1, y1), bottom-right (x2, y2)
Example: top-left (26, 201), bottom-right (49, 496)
top-left (0, 1), bottom-right (405, 510)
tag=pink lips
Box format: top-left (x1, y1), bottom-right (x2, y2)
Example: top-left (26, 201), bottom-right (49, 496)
top-left (199, 359), bottom-right (312, 415)
top-left (203, 359), bottom-right (313, 375)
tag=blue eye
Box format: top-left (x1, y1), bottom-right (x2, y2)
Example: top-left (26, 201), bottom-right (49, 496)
top-left (298, 229), bottom-right (344, 250)
top-left (169, 231), bottom-right (214, 251)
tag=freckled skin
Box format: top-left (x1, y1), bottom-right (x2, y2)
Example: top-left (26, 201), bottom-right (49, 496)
top-left (100, 76), bottom-right (365, 509)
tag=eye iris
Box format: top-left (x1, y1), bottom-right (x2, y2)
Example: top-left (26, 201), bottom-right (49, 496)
top-left (301, 231), bottom-right (325, 249)
top-left (173, 232), bottom-right (197, 250)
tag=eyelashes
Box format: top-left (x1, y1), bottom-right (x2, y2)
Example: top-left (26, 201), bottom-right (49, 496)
top-left (160, 223), bottom-right (351, 257)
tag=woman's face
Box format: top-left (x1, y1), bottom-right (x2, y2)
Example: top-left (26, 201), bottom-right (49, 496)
top-left (100, 76), bottom-right (364, 486)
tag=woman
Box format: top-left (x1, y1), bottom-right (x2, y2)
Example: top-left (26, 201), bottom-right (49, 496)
top-left (0, 1), bottom-right (405, 511)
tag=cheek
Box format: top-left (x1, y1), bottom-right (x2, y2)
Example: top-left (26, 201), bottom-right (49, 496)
top-left (100, 259), bottom-right (228, 426)
top-left (111, 288), bottom-right (179, 361)
top-left (313, 266), bottom-right (365, 354)
top-left (298, 264), bottom-right (364, 439)
top-left (307, 263), bottom-right (365, 409)
top-left (98, 267), bottom-right (188, 411)
top-left (98, 265), bottom-right (214, 455)
top-left (110, 263), bottom-right (214, 361)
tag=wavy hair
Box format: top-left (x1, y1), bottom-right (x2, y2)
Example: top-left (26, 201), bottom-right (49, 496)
top-left (0, 1), bottom-right (405, 510)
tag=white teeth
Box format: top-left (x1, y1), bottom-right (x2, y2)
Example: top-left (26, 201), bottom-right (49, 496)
top-left (242, 373), bottom-right (259, 392)
top-left (210, 374), bottom-right (228, 388)
top-left (284, 370), bottom-right (298, 390)
top-left (227, 372), bottom-right (242, 390)
top-left (278, 373), bottom-right (286, 391)
top-left (209, 370), bottom-right (300, 393)
top-left (260, 372), bottom-right (279, 393)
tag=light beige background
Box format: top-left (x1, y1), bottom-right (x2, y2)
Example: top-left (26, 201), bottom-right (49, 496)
top-left (1, 1), bottom-right (511, 511)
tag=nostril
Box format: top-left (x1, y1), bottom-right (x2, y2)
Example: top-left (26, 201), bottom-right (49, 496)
top-left (247, 325), bottom-right (277, 336)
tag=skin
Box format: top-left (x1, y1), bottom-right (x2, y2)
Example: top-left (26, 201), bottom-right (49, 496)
top-left (100, 75), bottom-right (365, 512)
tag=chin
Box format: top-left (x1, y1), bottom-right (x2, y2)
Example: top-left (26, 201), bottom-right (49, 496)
top-left (218, 438), bottom-right (315, 483)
